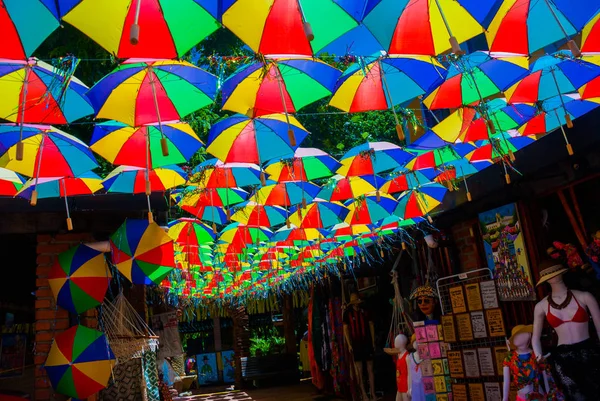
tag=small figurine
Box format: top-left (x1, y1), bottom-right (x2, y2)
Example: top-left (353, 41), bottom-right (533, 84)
top-left (384, 334), bottom-right (410, 401)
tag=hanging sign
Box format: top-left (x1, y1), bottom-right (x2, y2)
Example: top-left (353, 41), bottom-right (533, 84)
top-left (441, 315), bottom-right (457, 343)
top-left (447, 350), bottom-right (464, 378)
top-left (484, 382), bottom-right (502, 401)
top-left (463, 349), bottom-right (481, 378)
top-left (449, 286), bottom-right (467, 313)
top-left (455, 313), bottom-right (473, 341)
top-left (468, 383), bottom-right (486, 401)
top-left (477, 347), bottom-right (496, 376)
top-left (432, 359), bottom-right (444, 376)
top-left (452, 384), bottom-right (468, 401)
top-left (465, 282), bottom-right (483, 311)
top-left (480, 280), bottom-right (499, 309)
top-left (493, 346), bottom-right (508, 375)
top-left (471, 311), bottom-right (487, 339)
top-left (486, 308), bottom-right (506, 337)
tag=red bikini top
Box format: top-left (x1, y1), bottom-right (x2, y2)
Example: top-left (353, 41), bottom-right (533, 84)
top-left (546, 294), bottom-right (589, 328)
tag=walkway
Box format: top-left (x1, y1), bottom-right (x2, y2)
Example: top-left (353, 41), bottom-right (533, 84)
top-left (173, 382), bottom-right (345, 401)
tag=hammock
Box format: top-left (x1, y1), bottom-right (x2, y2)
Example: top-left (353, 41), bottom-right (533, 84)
top-left (101, 292), bottom-right (159, 364)
top-left (386, 250), bottom-right (413, 347)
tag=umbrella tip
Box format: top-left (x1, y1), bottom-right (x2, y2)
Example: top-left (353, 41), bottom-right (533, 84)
top-left (130, 23), bottom-right (140, 45)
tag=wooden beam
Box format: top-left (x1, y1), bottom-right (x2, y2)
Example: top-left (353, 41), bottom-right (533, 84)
top-left (568, 186), bottom-right (586, 238)
top-left (282, 294), bottom-right (296, 355)
top-left (557, 190), bottom-right (587, 249)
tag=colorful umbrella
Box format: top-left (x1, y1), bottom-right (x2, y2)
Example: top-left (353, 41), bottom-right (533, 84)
top-left (505, 51), bottom-right (600, 104)
top-left (423, 52), bottom-right (528, 110)
top-left (188, 159), bottom-right (262, 188)
top-left (217, 222), bottom-right (272, 247)
top-left (317, 175), bottom-right (380, 202)
top-left (394, 184), bottom-right (448, 220)
top-left (338, 141), bottom-right (413, 176)
top-left (486, 0), bottom-right (600, 56)
top-left (363, 0), bottom-right (485, 55)
top-left (430, 99), bottom-right (537, 143)
top-left (45, 325), bottom-right (115, 399)
top-left (102, 165), bottom-right (186, 194)
top-left (47, 243), bottom-right (111, 314)
top-left (582, 10), bottom-right (600, 53)
top-left (466, 133), bottom-right (536, 167)
top-left (0, 167), bottom-right (24, 196)
top-left (110, 219), bottom-right (176, 284)
top-left (1, 0), bottom-right (60, 59)
top-left (344, 194), bottom-right (397, 225)
top-left (167, 218), bottom-right (215, 266)
top-left (207, 114), bottom-right (307, 165)
top-left (230, 202), bottom-right (288, 227)
top-left (288, 199), bottom-right (349, 229)
top-left (253, 181), bottom-right (321, 207)
top-left (59, 0), bottom-right (220, 58)
top-left (222, 0), bottom-right (358, 56)
top-left (380, 170), bottom-right (431, 194)
top-left (271, 225), bottom-right (326, 246)
top-left (329, 55), bottom-right (445, 115)
top-left (0, 58), bottom-right (94, 125)
top-left (16, 172), bottom-right (102, 230)
top-left (176, 186), bottom-right (248, 230)
top-left (0, 124), bottom-right (98, 205)
top-left (221, 57), bottom-right (341, 118)
top-left (87, 60), bottom-right (217, 127)
top-left (264, 148), bottom-right (340, 182)
top-left (404, 144), bottom-right (474, 171)
top-left (90, 120), bottom-right (203, 168)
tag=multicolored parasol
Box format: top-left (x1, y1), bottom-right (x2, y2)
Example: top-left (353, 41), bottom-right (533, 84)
top-left (394, 184), bottom-right (448, 220)
top-left (317, 175), bottom-right (380, 202)
top-left (230, 202), bottom-right (288, 228)
top-left (288, 199), bottom-right (349, 229)
top-left (110, 219), bottom-right (176, 284)
top-left (167, 218), bottom-right (216, 266)
top-left (344, 194), bottom-right (398, 225)
top-left (45, 325), bottom-right (115, 399)
top-left (264, 148), bottom-right (340, 182)
top-left (59, 0), bottom-right (220, 58)
top-left (0, 167), bottom-right (24, 196)
top-left (188, 159), bottom-right (262, 188)
top-left (48, 243), bottom-right (111, 314)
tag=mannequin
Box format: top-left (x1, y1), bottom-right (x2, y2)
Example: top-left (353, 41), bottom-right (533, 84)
top-left (409, 334), bottom-right (425, 401)
top-left (344, 292), bottom-right (376, 401)
top-left (502, 325), bottom-right (545, 401)
top-left (409, 284), bottom-right (441, 322)
top-left (384, 334), bottom-right (410, 401)
top-left (532, 261), bottom-right (600, 400)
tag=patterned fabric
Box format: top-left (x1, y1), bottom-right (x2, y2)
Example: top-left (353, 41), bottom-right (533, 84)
top-left (100, 358), bottom-right (145, 401)
top-left (550, 338), bottom-right (600, 401)
top-left (143, 351), bottom-right (161, 401)
top-left (170, 354), bottom-right (186, 377)
top-left (503, 352), bottom-right (541, 392)
top-left (328, 297), bottom-right (342, 394)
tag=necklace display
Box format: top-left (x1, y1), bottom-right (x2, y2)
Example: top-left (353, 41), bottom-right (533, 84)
top-left (548, 290), bottom-right (573, 310)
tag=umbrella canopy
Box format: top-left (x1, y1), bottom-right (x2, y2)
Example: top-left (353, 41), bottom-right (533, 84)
top-left (338, 141), bottom-right (413, 176)
top-left (218, 222), bottom-right (273, 247)
top-left (466, 133), bottom-right (536, 166)
top-left (253, 181), bottom-right (320, 207)
top-left (582, 10), bottom-right (600, 53)
top-left (15, 172), bottom-right (102, 200)
top-left (221, 57), bottom-right (341, 116)
top-left (189, 159), bottom-right (262, 188)
top-left (0, 167), bottom-right (24, 196)
top-left (48, 243), bottom-right (111, 314)
top-left (176, 187), bottom-right (248, 225)
top-left (102, 165), bottom-right (186, 194)
top-left (363, 0), bottom-right (485, 55)
top-left (264, 147), bottom-right (340, 182)
top-left (59, 0), bottom-right (219, 58)
top-left (0, 58), bottom-right (94, 124)
top-left (167, 218), bottom-right (215, 266)
top-left (45, 325), bottom-right (115, 399)
top-left (518, 94), bottom-right (599, 136)
top-left (231, 202), bottom-right (288, 227)
top-left (423, 52), bottom-right (528, 110)
top-left (486, 0), bottom-right (600, 55)
top-left (317, 175), bottom-right (380, 201)
top-left (90, 120), bottom-right (203, 168)
top-left (0, 124), bottom-right (98, 178)
top-left (394, 184), bottom-right (448, 219)
top-left (1, 0), bottom-right (59, 59)
top-left (87, 59), bottom-right (217, 127)
top-left (380, 170), bottom-right (431, 194)
top-left (505, 51), bottom-right (600, 104)
top-left (404, 144), bottom-right (475, 170)
top-left (329, 55), bottom-right (445, 112)
top-left (207, 114), bottom-right (307, 164)
top-left (110, 219), bottom-right (176, 284)
top-left (344, 194), bottom-right (397, 225)
top-left (222, 0), bottom-right (358, 56)
top-left (271, 225), bottom-right (326, 246)
top-left (288, 199), bottom-right (349, 229)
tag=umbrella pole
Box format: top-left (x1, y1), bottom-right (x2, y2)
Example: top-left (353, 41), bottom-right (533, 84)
top-left (555, 110), bottom-right (574, 155)
top-left (30, 133), bottom-right (45, 206)
top-left (433, 0), bottom-right (463, 54)
top-left (130, 0), bottom-right (142, 45)
top-left (62, 178), bottom-right (73, 231)
top-left (16, 66), bottom-right (31, 161)
top-left (144, 127), bottom-right (153, 222)
top-left (210, 191), bottom-right (217, 233)
top-left (296, 0), bottom-right (314, 41)
top-left (461, 167), bottom-right (472, 201)
top-left (542, 0), bottom-right (581, 57)
top-left (550, 68), bottom-right (574, 128)
top-left (379, 60), bottom-right (405, 141)
top-left (225, 174), bottom-right (231, 221)
top-left (148, 67), bottom-right (169, 157)
top-left (275, 64), bottom-right (297, 147)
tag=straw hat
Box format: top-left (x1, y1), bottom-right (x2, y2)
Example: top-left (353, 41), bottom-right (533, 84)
top-left (409, 284), bottom-right (439, 300)
top-left (509, 324), bottom-right (533, 348)
top-left (349, 292), bottom-right (363, 305)
top-left (536, 260), bottom-right (568, 286)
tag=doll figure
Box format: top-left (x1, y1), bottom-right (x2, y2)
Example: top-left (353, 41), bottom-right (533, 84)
top-left (384, 334), bottom-right (410, 401)
top-left (532, 260), bottom-right (600, 400)
top-left (502, 325), bottom-right (545, 401)
top-left (409, 334), bottom-right (425, 401)
top-left (409, 284), bottom-right (441, 322)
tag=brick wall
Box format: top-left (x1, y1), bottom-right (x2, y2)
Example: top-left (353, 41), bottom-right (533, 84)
top-left (35, 233), bottom-right (99, 401)
top-left (450, 219), bottom-right (483, 272)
